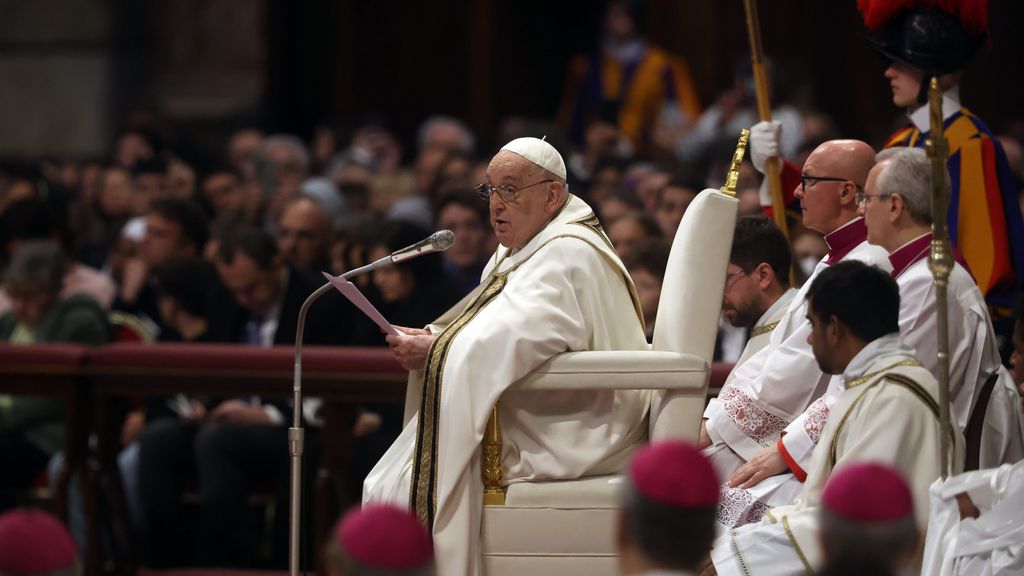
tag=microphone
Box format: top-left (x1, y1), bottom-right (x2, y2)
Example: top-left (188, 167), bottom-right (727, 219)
top-left (287, 228), bottom-right (455, 576)
top-left (390, 229), bottom-right (455, 265)
top-left (340, 229), bottom-right (455, 279)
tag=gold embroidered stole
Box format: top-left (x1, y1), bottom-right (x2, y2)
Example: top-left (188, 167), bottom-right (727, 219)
top-left (411, 271), bottom-right (508, 527)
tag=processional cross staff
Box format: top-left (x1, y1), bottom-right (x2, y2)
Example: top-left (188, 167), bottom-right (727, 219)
top-left (925, 77), bottom-right (954, 478)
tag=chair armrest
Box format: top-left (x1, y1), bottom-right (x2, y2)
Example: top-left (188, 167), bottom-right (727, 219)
top-left (514, 351), bottom-right (708, 392)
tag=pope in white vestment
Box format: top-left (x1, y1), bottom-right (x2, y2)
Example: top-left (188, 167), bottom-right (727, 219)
top-left (711, 261), bottom-right (963, 575)
top-left (364, 138), bottom-right (649, 576)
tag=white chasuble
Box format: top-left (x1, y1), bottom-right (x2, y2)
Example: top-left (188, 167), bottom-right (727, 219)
top-left (711, 334), bottom-right (963, 576)
top-left (363, 194), bottom-right (649, 576)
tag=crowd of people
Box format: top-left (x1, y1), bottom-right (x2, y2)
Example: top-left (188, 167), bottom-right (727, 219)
top-left (1, 0), bottom-right (1024, 573)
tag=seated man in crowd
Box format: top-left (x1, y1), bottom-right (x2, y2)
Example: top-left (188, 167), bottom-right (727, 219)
top-left (0, 240), bottom-right (109, 509)
top-left (621, 238), bottom-right (670, 340)
top-left (617, 441), bottom-right (719, 576)
top-left (113, 197), bottom-right (208, 339)
top-left (708, 261), bottom-right (961, 575)
top-left (137, 226), bottom-right (346, 567)
top-left (365, 137), bottom-right (649, 575)
top-left (434, 190), bottom-right (494, 296)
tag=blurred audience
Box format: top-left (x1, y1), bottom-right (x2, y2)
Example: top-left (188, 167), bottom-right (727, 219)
top-left (0, 241), bottom-right (108, 510)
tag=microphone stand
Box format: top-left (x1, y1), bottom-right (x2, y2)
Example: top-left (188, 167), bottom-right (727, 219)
top-left (289, 230), bottom-right (453, 576)
top-left (288, 259), bottom-right (382, 576)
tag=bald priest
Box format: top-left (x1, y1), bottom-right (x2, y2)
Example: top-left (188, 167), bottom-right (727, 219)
top-left (364, 137), bottom-right (650, 576)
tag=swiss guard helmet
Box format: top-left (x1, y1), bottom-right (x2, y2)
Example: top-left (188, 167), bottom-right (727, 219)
top-left (858, 0), bottom-right (988, 77)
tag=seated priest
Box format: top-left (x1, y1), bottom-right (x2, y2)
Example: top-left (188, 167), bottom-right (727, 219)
top-left (708, 261), bottom-right (962, 575)
top-left (364, 137), bottom-right (650, 575)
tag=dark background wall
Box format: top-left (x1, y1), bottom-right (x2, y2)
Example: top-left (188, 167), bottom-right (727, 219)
top-left (2, 0), bottom-right (1021, 161)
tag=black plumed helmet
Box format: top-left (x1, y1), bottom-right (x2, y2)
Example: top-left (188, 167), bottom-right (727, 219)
top-left (858, 0), bottom-right (988, 76)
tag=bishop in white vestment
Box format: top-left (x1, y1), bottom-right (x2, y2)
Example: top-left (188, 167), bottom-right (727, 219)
top-left (364, 138), bottom-right (649, 576)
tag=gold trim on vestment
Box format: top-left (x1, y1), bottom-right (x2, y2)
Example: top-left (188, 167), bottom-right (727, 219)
top-left (781, 515), bottom-right (815, 575)
top-left (566, 212), bottom-right (646, 332)
top-left (828, 362), bottom-right (952, 469)
top-left (411, 273), bottom-right (508, 527)
top-left (845, 359), bottom-right (922, 389)
top-left (750, 321), bottom-right (780, 337)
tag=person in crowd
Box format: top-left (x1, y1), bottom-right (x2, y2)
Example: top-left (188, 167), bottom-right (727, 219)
top-left (622, 239), bottom-right (670, 341)
top-left (199, 167), bottom-right (245, 221)
top-left (653, 176), bottom-right (699, 239)
top-left (255, 134), bottom-right (311, 228)
top-left (113, 198), bottom-right (208, 339)
top-left (0, 240), bottom-right (108, 510)
top-left (608, 211), bottom-right (662, 262)
top-left (323, 505), bottom-right (435, 576)
top-left (276, 194), bottom-right (335, 274)
top-left (365, 137), bottom-right (649, 575)
top-left (617, 441), bottom-right (719, 576)
top-left (677, 57), bottom-right (802, 164)
top-left (137, 226), bottom-right (344, 567)
top-left (435, 191), bottom-right (493, 296)
top-left (560, 0), bottom-right (702, 156)
top-left (707, 261), bottom-right (958, 575)
top-left (0, 198), bottom-right (115, 314)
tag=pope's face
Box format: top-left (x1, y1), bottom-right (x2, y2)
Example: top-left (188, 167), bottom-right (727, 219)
top-left (884, 62), bottom-right (924, 108)
top-left (487, 152), bottom-right (559, 250)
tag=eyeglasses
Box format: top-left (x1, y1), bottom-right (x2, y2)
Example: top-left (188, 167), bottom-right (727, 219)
top-left (475, 179), bottom-right (555, 203)
top-left (855, 192), bottom-right (891, 206)
top-left (800, 175), bottom-right (863, 194)
top-left (725, 269), bottom-right (748, 288)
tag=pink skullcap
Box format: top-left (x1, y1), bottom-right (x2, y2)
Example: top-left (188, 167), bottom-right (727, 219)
top-left (822, 462), bottom-right (913, 522)
top-left (629, 440), bottom-right (719, 508)
top-left (0, 508), bottom-right (78, 573)
top-left (337, 504), bottom-right (434, 569)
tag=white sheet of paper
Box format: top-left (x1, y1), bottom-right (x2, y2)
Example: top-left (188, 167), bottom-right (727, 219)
top-left (322, 272), bottom-right (401, 336)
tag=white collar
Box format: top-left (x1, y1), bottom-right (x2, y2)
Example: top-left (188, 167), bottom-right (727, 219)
top-left (842, 333), bottom-right (915, 385)
top-left (908, 86), bottom-right (961, 132)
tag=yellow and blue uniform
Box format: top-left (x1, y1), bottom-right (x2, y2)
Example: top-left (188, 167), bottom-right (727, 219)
top-left (885, 108), bottom-right (1024, 308)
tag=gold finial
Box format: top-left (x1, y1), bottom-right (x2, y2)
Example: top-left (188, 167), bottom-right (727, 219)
top-left (721, 129), bottom-right (749, 197)
top-left (482, 404), bottom-right (506, 505)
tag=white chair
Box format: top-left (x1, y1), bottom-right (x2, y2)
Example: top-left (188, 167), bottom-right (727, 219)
top-left (481, 186), bottom-right (740, 576)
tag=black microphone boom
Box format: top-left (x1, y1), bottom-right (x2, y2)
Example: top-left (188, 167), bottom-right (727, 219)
top-left (286, 229), bottom-right (454, 576)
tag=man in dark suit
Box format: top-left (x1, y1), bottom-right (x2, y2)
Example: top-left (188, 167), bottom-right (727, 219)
top-left (137, 226), bottom-right (348, 568)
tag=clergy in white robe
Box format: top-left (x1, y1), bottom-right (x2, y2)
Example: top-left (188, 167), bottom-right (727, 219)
top-left (711, 261), bottom-right (963, 576)
top-left (702, 141), bottom-right (890, 528)
top-left (364, 138), bottom-right (649, 576)
top-left (864, 147), bottom-right (1001, 431)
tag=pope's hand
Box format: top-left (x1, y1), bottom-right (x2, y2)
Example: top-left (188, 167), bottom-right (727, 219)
top-left (749, 120), bottom-right (781, 174)
top-left (728, 444), bottom-right (788, 489)
top-left (386, 331), bottom-right (437, 371)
